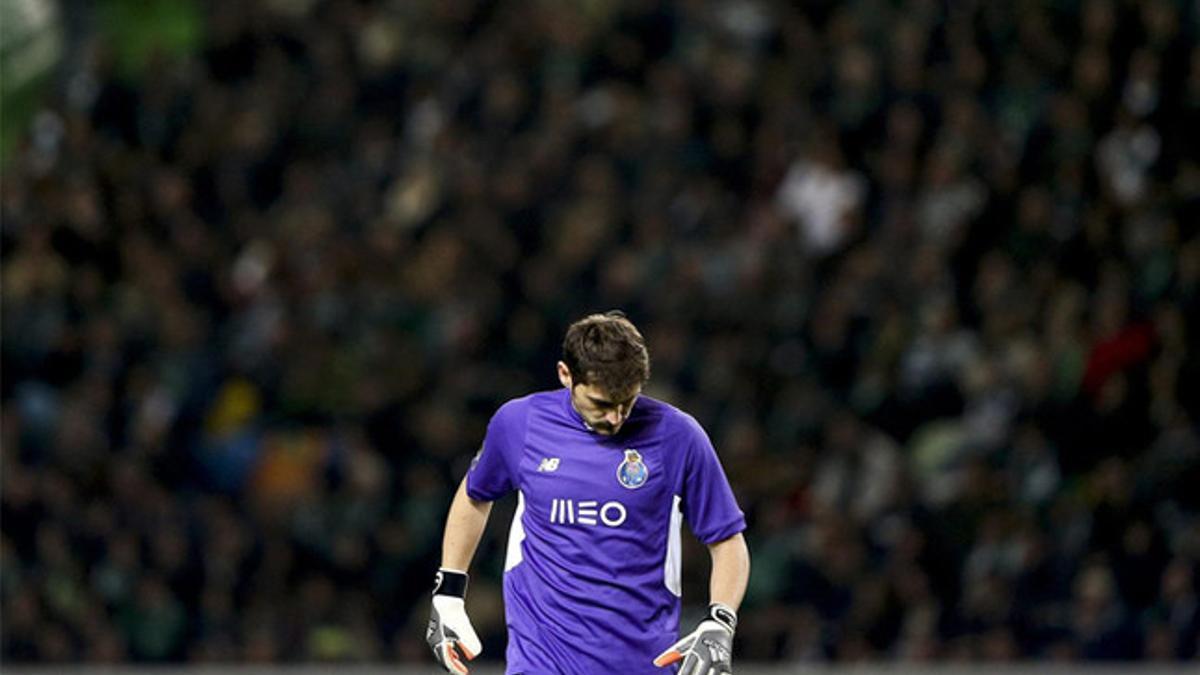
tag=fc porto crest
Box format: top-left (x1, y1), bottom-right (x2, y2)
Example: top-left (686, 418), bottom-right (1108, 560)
top-left (617, 449), bottom-right (649, 489)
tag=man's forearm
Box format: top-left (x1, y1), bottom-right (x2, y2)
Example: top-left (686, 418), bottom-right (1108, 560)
top-left (708, 532), bottom-right (750, 611)
top-left (441, 478), bottom-right (494, 571)
top-left (653, 533), bottom-right (749, 671)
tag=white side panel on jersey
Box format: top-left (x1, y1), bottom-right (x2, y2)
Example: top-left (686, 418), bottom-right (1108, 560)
top-left (505, 491), bottom-right (527, 572)
top-left (664, 494), bottom-right (683, 597)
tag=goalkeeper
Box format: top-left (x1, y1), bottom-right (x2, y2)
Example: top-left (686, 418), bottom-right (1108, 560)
top-left (427, 311), bottom-right (750, 674)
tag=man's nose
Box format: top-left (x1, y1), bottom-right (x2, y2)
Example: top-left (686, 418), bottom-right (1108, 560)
top-left (605, 410), bottom-right (623, 426)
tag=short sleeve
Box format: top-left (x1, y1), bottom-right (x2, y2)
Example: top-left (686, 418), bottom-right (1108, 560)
top-left (465, 400), bottom-right (526, 501)
top-left (680, 415), bottom-right (746, 544)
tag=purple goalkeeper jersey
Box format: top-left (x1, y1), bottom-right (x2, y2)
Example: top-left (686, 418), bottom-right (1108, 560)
top-left (466, 389), bottom-right (746, 675)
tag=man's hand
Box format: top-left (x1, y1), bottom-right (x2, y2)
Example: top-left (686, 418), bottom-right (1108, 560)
top-left (653, 603), bottom-right (737, 674)
top-left (426, 569), bottom-right (482, 674)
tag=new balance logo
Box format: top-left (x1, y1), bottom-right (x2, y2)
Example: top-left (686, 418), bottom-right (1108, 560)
top-left (537, 458), bottom-right (560, 472)
top-left (549, 499), bottom-right (627, 527)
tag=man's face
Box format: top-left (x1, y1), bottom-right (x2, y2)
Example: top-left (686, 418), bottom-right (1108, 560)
top-left (558, 362), bottom-right (640, 435)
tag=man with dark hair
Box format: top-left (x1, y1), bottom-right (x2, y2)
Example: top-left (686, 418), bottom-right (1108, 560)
top-left (427, 311), bottom-right (750, 674)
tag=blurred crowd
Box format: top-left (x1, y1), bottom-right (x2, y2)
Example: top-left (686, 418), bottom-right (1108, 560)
top-left (3, 0), bottom-right (1200, 664)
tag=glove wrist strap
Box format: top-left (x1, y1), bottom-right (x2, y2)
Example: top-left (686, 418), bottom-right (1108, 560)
top-left (707, 602), bottom-right (738, 633)
top-left (433, 568), bottom-right (468, 598)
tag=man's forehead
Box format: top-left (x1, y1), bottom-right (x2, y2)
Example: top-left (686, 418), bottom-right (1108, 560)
top-left (577, 382), bottom-right (641, 403)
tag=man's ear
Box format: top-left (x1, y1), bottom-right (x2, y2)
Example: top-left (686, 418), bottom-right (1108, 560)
top-left (557, 361), bottom-right (573, 389)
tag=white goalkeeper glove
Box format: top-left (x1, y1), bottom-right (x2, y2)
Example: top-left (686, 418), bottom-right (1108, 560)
top-left (426, 569), bottom-right (482, 674)
top-left (653, 603), bottom-right (737, 674)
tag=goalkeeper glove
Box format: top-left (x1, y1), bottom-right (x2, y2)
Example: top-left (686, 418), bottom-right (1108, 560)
top-left (426, 568), bottom-right (482, 674)
top-left (653, 602), bottom-right (737, 674)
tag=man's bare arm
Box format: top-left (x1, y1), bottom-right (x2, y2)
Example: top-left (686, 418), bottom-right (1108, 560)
top-left (652, 532), bottom-right (749, 670)
top-left (441, 478), bottom-right (493, 571)
top-left (708, 532), bottom-right (750, 611)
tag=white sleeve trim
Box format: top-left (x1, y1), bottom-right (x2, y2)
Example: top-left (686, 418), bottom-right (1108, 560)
top-left (664, 494), bottom-right (683, 597)
top-left (505, 490), bottom-right (527, 572)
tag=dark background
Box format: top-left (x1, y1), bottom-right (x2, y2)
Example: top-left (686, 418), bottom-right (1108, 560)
top-left (2, 0), bottom-right (1199, 665)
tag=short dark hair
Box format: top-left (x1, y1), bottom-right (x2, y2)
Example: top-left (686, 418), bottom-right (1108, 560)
top-left (562, 311), bottom-right (650, 395)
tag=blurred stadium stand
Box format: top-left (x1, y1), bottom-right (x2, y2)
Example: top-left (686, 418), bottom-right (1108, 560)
top-left (3, 0), bottom-right (1200, 668)
top-left (0, 0), bottom-right (63, 158)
